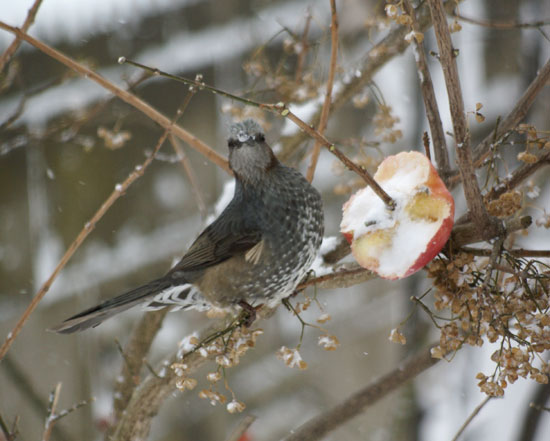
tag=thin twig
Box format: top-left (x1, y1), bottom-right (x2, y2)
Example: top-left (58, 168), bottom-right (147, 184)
top-left (111, 312), bottom-right (259, 441)
top-left (428, 0), bottom-right (497, 238)
top-left (403, 0), bottom-right (450, 177)
top-left (42, 383), bottom-right (62, 441)
top-left (450, 396), bottom-right (492, 441)
top-left (0, 413), bottom-right (17, 441)
top-left (453, 12), bottom-right (550, 30)
top-left (279, 0), bottom-right (459, 163)
top-left (0, 21), bottom-right (230, 173)
top-left (473, 57), bottom-right (550, 166)
top-left (444, 57), bottom-right (550, 186)
top-left (484, 147), bottom-right (550, 201)
top-left (169, 135), bottom-right (208, 219)
top-left (0, 0), bottom-right (43, 73)
top-left (0, 110), bottom-right (175, 362)
top-left (283, 344), bottom-right (442, 441)
top-left (294, 9), bottom-right (312, 82)
top-left (121, 58), bottom-right (396, 209)
top-left (109, 310), bottom-right (168, 438)
top-left (298, 265), bottom-right (375, 290)
top-left (284, 110), bottom-right (395, 208)
top-left (2, 355), bottom-right (71, 441)
top-left (306, 0), bottom-right (338, 183)
top-left (225, 415), bottom-right (257, 441)
top-left (460, 247), bottom-right (550, 258)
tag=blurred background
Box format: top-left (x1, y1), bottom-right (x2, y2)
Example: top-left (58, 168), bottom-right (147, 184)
top-left (1, 0), bottom-right (549, 440)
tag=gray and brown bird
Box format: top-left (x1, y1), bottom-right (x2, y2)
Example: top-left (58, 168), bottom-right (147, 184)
top-left (52, 119), bottom-right (324, 333)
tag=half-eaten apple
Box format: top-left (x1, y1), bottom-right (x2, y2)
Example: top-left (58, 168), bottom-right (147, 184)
top-left (340, 151), bottom-right (454, 279)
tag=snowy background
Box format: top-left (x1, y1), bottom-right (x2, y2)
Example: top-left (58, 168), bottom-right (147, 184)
top-left (1, 0), bottom-right (549, 440)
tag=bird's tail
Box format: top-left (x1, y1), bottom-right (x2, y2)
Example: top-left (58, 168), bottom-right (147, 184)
top-left (49, 278), bottom-right (173, 334)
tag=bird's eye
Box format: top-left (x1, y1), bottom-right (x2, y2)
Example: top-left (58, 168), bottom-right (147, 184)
top-left (228, 138), bottom-right (240, 148)
top-left (255, 133), bottom-right (265, 142)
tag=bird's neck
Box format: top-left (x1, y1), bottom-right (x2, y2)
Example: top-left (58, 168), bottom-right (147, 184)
top-left (233, 156), bottom-right (280, 187)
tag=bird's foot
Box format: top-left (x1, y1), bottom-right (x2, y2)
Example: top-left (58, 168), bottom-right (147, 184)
top-left (238, 300), bottom-right (262, 327)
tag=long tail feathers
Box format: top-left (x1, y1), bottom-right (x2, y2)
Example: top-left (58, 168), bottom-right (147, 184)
top-left (49, 278), bottom-right (172, 334)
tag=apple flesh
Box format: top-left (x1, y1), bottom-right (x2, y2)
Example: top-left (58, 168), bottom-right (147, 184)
top-left (340, 151), bottom-right (454, 279)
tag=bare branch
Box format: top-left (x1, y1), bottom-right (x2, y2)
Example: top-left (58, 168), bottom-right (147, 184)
top-left (169, 135), bottom-right (208, 219)
top-left (42, 383), bottom-right (62, 441)
top-left (450, 215), bottom-right (531, 248)
top-left (452, 12), bottom-right (550, 30)
top-left (402, 0), bottom-right (450, 176)
top-left (450, 396), bottom-right (492, 441)
top-left (109, 310), bottom-right (168, 437)
top-left (299, 265), bottom-right (375, 291)
top-left (0, 21), bottom-right (230, 173)
top-left (428, 0), bottom-right (498, 238)
top-left (283, 109), bottom-right (395, 208)
top-left (279, 0), bottom-right (461, 162)
top-left (283, 345), bottom-right (441, 441)
top-left (519, 383), bottom-right (550, 441)
top-left (460, 247), bottom-right (550, 258)
top-left (111, 313), bottom-right (253, 441)
top-left (0, 413), bottom-right (18, 441)
top-left (1, 355), bottom-right (71, 441)
top-left (485, 150), bottom-right (550, 201)
top-left (443, 57), bottom-right (550, 186)
top-left (120, 58), bottom-right (397, 209)
top-left (306, 0), bottom-right (338, 183)
top-left (472, 58), bottom-right (550, 167)
top-left (0, 118), bottom-right (172, 361)
top-left (0, 0), bottom-right (43, 73)
top-left (294, 9), bottom-right (312, 83)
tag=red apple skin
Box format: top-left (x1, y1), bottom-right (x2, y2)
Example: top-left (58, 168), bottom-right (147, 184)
top-left (400, 160), bottom-right (455, 278)
top-left (401, 205), bottom-right (454, 278)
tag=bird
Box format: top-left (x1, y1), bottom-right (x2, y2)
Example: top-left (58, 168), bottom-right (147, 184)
top-left (51, 119), bottom-right (324, 333)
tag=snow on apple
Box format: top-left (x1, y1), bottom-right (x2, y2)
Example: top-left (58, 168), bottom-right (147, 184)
top-left (340, 151), bottom-right (454, 279)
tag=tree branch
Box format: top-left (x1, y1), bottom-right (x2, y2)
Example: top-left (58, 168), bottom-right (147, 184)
top-left (283, 344), bottom-right (441, 441)
top-left (450, 396), bottom-right (492, 441)
top-left (485, 150), bottom-right (550, 201)
top-left (0, 0), bottom-right (43, 73)
top-left (0, 21), bottom-right (230, 174)
top-left (306, 0), bottom-right (338, 183)
top-left (450, 215), bottom-right (531, 248)
top-left (428, 0), bottom-right (497, 238)
top-left (109, 310), bottom-right (168, 439)
top-left (473, 58), bottom-right (550, 166)
top-left (279, 0), bottom-right (461, 162)
top-left (402, 0), bottom-right (450, 177)
top-left (1, 120), bottom-right (171, 361)
top-left (445, 57), bottom-right (550, 186)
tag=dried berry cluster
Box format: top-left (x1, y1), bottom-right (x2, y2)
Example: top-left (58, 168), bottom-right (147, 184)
top-left (172, 327), bottom-right (263, 413)
top-left (426, 252), bottom-right (550, 396)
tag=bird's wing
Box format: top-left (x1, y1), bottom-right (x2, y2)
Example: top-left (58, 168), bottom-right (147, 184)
top-left (170, 205), bottom-right (262, 274)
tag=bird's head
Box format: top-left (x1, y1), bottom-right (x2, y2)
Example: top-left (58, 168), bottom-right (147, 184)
top-left (228, 119), bottom-right (278, 183)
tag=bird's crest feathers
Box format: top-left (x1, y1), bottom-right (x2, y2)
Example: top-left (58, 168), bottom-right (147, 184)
top-left (230, 119), bottom-right (264, 143)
